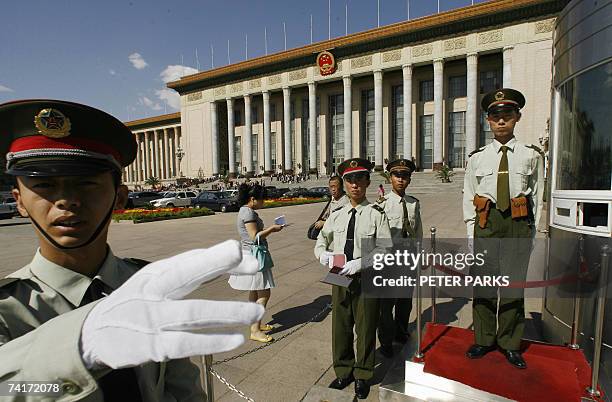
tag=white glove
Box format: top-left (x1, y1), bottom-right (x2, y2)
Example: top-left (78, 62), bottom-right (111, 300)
top-left (319, 251), bottom-right (333, 267)
top-left (339, 258), bottom-right (362, 276)
top-left (80, 240), bottom-right (264, 370)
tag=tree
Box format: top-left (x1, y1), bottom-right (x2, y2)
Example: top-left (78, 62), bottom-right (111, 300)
top-left (145, 176), bottom-right (161, 189)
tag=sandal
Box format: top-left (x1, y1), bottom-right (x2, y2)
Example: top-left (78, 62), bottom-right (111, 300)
top-left (250, 333), bottom-right (274, 343)
top-left (260, 324), bottom-right (274, 332)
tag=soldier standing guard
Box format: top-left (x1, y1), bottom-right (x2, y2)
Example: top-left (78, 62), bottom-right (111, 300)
top-left (463, 88), bottom-right (544, 369)
top-left (376, 159), bottom-right (422, 358)
top-left (0, 99), bottom-right (263, 401)
top-left (314, 158), bottom-right (392, 400)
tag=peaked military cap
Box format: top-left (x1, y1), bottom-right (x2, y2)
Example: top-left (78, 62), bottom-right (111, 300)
top-left (337, 158), bottom-right (373, 178)
top-left (481, 88), bottom-right (525, 112)
top-left (0, 99), bottom-right (137, 176)
top-left (386, 158), bottom-right (416, 174)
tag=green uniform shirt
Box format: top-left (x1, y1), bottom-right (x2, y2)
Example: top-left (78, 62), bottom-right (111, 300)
top-left (463, 137), bottom-right (544, 236)
top-left (0, 249), bottom-right (203, 402)
top-left (314, 199), bottom-right (392, 266)
top-left (377, 191), bottom-right (423, 241)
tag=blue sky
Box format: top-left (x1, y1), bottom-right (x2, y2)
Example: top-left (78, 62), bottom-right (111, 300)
top-left (1, 0), bottom-right (484, 122)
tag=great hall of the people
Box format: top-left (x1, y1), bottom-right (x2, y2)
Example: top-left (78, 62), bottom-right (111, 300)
top-left (121, 0), bottom-right (565, 186)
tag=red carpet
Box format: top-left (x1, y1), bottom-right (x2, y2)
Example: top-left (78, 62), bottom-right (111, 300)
top-left (416, 323), bottom-right (604, 402)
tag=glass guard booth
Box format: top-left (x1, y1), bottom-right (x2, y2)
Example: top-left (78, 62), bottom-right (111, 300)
top-left (544, 0), bottom-right (612, 396)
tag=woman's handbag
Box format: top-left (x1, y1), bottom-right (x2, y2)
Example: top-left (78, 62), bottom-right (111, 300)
top-left (307, 200), bottom-right (332, 240)
top-left (251, 235), bottom-right (274, 272)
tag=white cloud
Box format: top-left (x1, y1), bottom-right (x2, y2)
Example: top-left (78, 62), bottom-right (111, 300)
top-left (0, 84), bottom-right (14, 92)
top-left (156, 88), bottom-right (180, 110)
top-left (138, 96), bottom-right (162, 111)
top-left (160, 65), bottom-right (198, 83)
top-left (109, 69), bottom-right (116, 76)
top-left (129, 52), bottom-right (148, 70)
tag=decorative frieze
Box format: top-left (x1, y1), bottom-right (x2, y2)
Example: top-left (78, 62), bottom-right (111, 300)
top-left (351, 55), bottom-right (373, 69)
top-left (249, 79), bottom-right (261, 89)
top-left (289, 69), bottom-right (307, 81)
top-left (186, 92), bottom-right (202, 102)
top-left (214, 87), bottom-right (226, 97)
top-left (382, 50), bottom-right (401, 63)
top-left (268, 74), bottom-right (282, 85)
top-left (535, 18), bottom-right (555, 34)
top-left (412, 44), bottom-right (433, 58)
top-left (478, 30), bottom-right (503, 44)
top-left (444, 37), bottom-right (466, 51)
top-left (230, 82), bottom-right (243, 93)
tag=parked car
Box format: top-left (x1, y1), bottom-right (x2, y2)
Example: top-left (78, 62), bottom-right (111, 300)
top-left (150, 191), bottom-right (197, 208)
top-left (308, 187), bottom-right (331, 199)
top-left (3, 196), bottom-right (18, 215)
top-left (0, 203), bottom-right (13, 219)
top-left (265, 187), bottom-right (289, 199)
top-left (282, 187), bottom-right (324, 198)
top-left (126, 191), bottom-right (164, 208)
top-left (192, 191), bottom-right (239, 213)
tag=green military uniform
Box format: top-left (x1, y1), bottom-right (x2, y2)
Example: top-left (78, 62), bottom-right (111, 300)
top-left (377, 159), bottom-right (423, 348)
top-left (463, 89), bottom-right (543, 352)
top-left (0, 99), bottom-right (204, 400)
top-left (314, 159), bottom-right (392, 382)
top-left (0, 250), bottom-right (203, 401)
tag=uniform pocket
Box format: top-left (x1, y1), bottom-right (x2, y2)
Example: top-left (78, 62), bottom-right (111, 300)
top-left (514, 168), bottom-right (533, 191)
top-left (475, 168), bottom-right (494, 191)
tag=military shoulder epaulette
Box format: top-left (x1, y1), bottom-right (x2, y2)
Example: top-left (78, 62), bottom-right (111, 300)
top-left (371, 204), bottom-right (384, 213)
top-left (526, 144), bottom-right (545, 157)
top-left (0, 277), bottom-right (19, 288)
top-left (405, 195), bottom-right (419, 203)
top-left (468, 146), bottom-right (486, 158)
top-left (330, 206), bottom-right (345, 216)
top-left (124, 258), bottom-right (152, 269)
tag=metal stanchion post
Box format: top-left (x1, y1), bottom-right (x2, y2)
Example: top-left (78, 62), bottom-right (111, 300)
top-left (414, 240), bottom-right (424, 360)
top-left (430, 227), bottom-right (437, 324)
top-left (569, 235), bottom-right (584, 350)
top-left (203, 354), bottom-right (215, 402)
top-left (586, 244), bottom-right (610, 397)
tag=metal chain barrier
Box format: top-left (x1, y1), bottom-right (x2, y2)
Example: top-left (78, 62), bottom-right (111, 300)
top-left (213, 302), bottom-right (332, 365)
top-left (202, 302), bottom-right (333, 401)
top-left (208, 366), bottom-right (255, 402)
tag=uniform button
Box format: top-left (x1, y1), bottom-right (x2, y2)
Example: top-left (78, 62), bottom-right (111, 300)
top-left (61, 380), bottom-right (81, 395)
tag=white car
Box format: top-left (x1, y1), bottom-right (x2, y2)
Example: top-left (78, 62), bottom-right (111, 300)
top-left (150, 191), bottom-right (197, 208)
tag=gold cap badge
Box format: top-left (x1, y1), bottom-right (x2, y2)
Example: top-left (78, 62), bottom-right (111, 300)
top-left (495, 91), bottom-right (505, 101)
top-left (350, 160), bottom-right (358, 168)
top-left (34, 108), bottom-right (71, 138)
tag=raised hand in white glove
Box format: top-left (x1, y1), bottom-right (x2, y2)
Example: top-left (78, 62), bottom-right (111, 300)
top-left (319, 251), bottom-right (333, 267)
top-left (80, 239), bottom-right (264, 370)
top-left (339, 258), bottom-right (362, 276)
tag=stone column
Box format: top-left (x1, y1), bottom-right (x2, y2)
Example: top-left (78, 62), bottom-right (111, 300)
top-left (263, 91), bottom-right (272, 174)
top-left (466, 53), bottom-right (479, 163)
top-left (433, 58), bottom-right (444, 169)
top-left (343, 76), bottom-right (352, 158)
top-left (144, 131), bottom-right (151, 180)
top-left (282, 87), bottom-right (292, 173)
top-left (374, 70), bottom-right (383, 170)
top-left (226, 98), bottom-right (236, 177)
top-left (503, 46), bottom-right (513, 88)
top-left (162, 128), bottom-right (169, 179)
top-left (308, 82), bottom-right (317, 173)
top-left (210, 102), bottom-right (219, 175)
top-left (244, 94), bottom-right (253, 176)
top-left (153, 130), bottom-right (160, 178)
top-left (402, 64), bottom-right (413, 161)
top-left (134, 134), bottom-right (141, 183)
top-left (173, 127), bottom-right (179, 177)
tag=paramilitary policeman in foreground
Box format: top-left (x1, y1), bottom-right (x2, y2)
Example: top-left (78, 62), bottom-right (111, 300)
top-left (463, 89), bottom-right (543, 369)
top-left (376, 159), bottom-right (422, 358)
top-left (314, 158), bottom-right (392, 400)
top-left (0, 100), bottom-right (264, 401)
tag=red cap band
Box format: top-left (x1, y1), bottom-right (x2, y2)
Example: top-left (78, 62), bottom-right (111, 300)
top-left (9, 135), bottom-right (122, 163)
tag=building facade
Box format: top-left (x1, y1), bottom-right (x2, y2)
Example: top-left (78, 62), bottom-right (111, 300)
top-left (123, 0), bottom-right (566, 184)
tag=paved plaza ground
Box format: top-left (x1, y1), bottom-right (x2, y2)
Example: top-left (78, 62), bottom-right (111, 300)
top-left (0, 173), bottom-right (547, 401)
